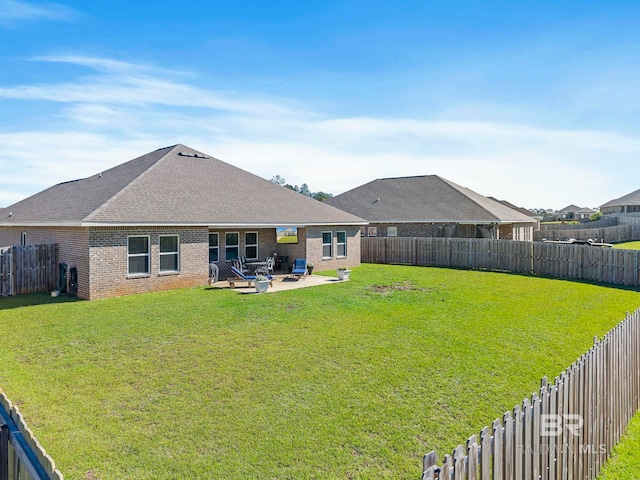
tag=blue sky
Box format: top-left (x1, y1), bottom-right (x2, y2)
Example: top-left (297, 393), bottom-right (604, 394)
top-left (1, 1), bottom-right (639, 210)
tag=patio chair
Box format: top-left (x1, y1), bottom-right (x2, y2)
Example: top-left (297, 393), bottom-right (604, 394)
top-left (227, 265), bottom-right (273, 289)
top-left (233, 258), bottom-right (249, 274)
top-left (265, 257), bottom-right (275, 275)
top-left (289, 258), bottom-right (307, 280)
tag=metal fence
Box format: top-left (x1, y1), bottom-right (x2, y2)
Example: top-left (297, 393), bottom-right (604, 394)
top-left (422, 308), bottom-right (640, 480)
top-left (0, 390), bottom-right (63, 480)
top-left (361, 237), bottom-right (640, 287)
top-left (0, 245), bottom-right (58, 297)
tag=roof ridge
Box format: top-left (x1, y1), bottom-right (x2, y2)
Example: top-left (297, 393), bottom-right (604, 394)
top-left (378, 174), bottom-right (436, 181)
top-left (83, 145), bottom-right (180, 222)
top-left (438, 176), bottom-right (518, 220)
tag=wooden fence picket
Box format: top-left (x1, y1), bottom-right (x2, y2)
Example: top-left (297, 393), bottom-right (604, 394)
top-left (420, 309), bottom-right (640, 480)
top-left (0, 244), bottom-right (58, 297)
top-left (361, 237), bottom-right (640, 287)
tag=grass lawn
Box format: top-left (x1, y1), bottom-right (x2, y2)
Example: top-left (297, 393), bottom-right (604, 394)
top-left (1, 264), bottom-right (639, 479)
top-left (598, 411), bottom-right (640, 479)
top-left (613, 240), bottom-right (640, 250)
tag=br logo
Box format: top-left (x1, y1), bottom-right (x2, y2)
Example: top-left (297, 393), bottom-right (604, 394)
top-left (541, 414), bottom-right (583, 437)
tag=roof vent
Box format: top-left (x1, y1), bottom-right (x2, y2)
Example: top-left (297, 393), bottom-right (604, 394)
top-left (373, 197), bottom-right (380, 203)
top-left (178, 151), bottom-right (210, 159)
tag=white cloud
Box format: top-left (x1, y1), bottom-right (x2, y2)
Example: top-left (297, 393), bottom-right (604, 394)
top-left (0, 56), bottom-right (300, 117)
top-left (0, 0), bottom-right (76, 25)
top-left (1, 55), bottom-right (639, 210)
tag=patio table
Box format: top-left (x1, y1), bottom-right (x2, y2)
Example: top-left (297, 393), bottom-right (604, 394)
top-left (246, 261), bottom-right (267, 273)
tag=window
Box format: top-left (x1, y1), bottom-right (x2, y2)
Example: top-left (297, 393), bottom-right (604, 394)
top-left (128, 236), bottom-right (150, 275)
top-left (209, 233), bottom-right (219, 263)
top-left (336, 231), bottom-right (347, 257)
top-left (21, 232), bottom-right (26, 246)
top-left (322, 231), bottom-right (333, 259)
top-left (159, 235), bottom-right (179, 272)
top-left (368, 226), bottom-right (377, 237)
top-left (245, 232), bottom-right (258, 260)
top-left (225, 232), bottom-right (239, 261)
top-left (387, 227), bottom-right (397, 237)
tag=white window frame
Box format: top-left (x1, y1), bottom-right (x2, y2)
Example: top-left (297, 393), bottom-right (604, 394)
top-left (159, 234), bottom-right (180, 273)
top-left (225, 232), bottom-right (239, 261)
top-left (322, 231), bottom-right (333, 259)
top-left (127, 235), bottom-right (150, 276)
top-left (387, 227), bottom-right (397, 237)
top-left (336, 231), bottom-right (347, 257)
top-left (368, 226), bottom-right (377, 237)
top-left (245, 231), bottom-right (258, 260)
top-left (209, 233), bottom-right (219, 263)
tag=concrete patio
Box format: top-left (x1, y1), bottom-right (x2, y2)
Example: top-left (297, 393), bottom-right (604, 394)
top-left (208, 273), bottom-right (345, 294)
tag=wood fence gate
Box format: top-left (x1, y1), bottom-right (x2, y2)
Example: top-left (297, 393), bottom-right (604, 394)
top-left (0, 245), bottom-right (58, 297)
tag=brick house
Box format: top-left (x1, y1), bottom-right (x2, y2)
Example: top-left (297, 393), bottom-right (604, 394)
top-left (0, 145), bottom-right (366, 300)
top-left (325, 175), bottom-right (536, 241)
top-left (600, 189), bottom-right (640, 215)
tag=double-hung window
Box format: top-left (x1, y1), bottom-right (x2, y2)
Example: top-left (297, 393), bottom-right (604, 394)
top-left (336, 231), bottom-right (347, 257)
top-left (245, 232), bottom-right (258, 260)
top-left (322, 231), bottom-right (333, 259)
top-left (225, 232), bottom-right (239, 261)
top-left (128, 236), bottom-right (150, 275)
top-left (209, 233), bottom-right (219, 263)
top-left (159, 235), bottom-right (180, 272)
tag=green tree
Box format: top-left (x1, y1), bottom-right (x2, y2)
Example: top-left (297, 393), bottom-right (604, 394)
top-left (269, 175), bottom-right (333, 202)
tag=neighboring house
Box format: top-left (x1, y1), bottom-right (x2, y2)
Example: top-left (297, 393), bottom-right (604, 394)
top-left (600, 188), bottom-right (640, 215)
top-left (554, 205), bottom-right (597, 221)
top-left (575, 207), bottom-right (597, 220)
top-left (0, 145), bottom-right (366, 300)
top-left (488, 197), bottom-right (543, 230)
top-left (325, 175), bottom-right (536, 241)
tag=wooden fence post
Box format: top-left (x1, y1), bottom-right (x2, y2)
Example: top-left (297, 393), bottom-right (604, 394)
top-left (0, 421), bottom-right (8, 480)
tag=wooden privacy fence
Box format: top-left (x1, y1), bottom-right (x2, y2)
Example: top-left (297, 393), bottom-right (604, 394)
top-left (0, 389), bottom-right (63, 479)
top-left (361, 238), bottom-right (640, 287)
top-left (0, 245), bottom-right (58, 297)
top-left (534, 224), bottom-right (640, 244)
top-left (422, 308), bottom-right (640, 480)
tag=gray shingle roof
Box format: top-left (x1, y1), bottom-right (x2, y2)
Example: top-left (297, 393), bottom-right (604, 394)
top-left (600, 188), bottom-right (640, 208)
top-left (488, 197), bottom-right (542, 219)
top-left (0, 145), bottom-right (366, 227)
top-left (558, 204), bottom-right (582, 213)
top-left (325, 175), bottom-right (535, 223)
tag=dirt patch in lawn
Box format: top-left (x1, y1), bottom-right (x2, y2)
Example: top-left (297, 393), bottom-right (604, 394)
top-left (369, 281), bottom-right (426, 295)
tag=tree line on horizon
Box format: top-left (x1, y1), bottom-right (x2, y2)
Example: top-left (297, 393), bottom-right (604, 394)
top-left (270, 175), bottom-right (333, 202)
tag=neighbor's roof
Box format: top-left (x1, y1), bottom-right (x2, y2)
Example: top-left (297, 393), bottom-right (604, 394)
top-left (325, 175), bottom-right (535, 224)
top-left (0, 145), bottom-right (366, 227)
top-left (488, 197), bottom-right (542, 219)
top-left (600, 188), bottom-right (640, 209)
top-left (558, 204), bottom-right (582, 213)
top-left (576, 207), bottom-right (597, 214)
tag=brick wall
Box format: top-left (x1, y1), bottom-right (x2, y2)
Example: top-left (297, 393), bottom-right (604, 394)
top-left (305, 226), bottom-right (361, 271)
top-left (0, 226), bottom-right (90, 298)
top-left (362, 222), bottom-right (534, 241)
top-left (88, 226), bottom-right (209, 300)
top-left (0, 223), bottom-right (365, 299)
